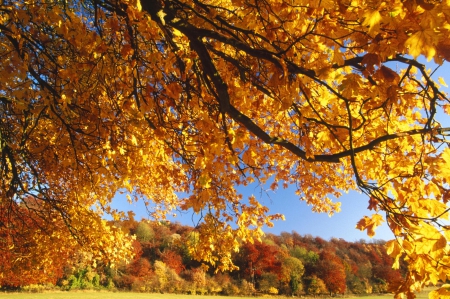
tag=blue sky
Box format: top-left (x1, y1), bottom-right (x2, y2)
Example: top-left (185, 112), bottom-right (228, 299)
top-left (113, 58), bottom-right (450, 242)
top-left (114, 187), bottom-right (394, 241)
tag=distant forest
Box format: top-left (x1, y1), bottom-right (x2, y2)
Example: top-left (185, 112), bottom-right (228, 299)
top-left (4, 217), bottom-right (405, 295)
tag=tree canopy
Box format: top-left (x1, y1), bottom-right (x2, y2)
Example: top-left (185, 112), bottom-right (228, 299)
top-left (1, 0), bottom-right (450, 297)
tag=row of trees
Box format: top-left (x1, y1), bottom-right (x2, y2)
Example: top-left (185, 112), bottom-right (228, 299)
top-left (1, 217), bottom-right (404, 296)
top-left (115, 219), bottom-right (404, 295)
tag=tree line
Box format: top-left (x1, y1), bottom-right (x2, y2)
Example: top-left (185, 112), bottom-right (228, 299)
top-left (2, 216), bottom-right (404, 295)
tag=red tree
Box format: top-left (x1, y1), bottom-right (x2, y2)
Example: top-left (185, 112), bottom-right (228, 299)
top-left (237, 241), bottom-right (282, 283)
top-left (0, 200), bottom-right (68, 287)
top-left (161, 250), bottom-right (185, 274)
top-left (372, 246), bottom-right (403, 287)
top-left (318, 250), bottom-right (346, 295)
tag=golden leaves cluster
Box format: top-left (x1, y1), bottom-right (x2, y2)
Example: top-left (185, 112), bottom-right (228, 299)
top-left (1, 0), bottom-right (450, 297)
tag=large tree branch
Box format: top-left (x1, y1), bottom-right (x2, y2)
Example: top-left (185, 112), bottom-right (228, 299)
top-left (179, 25), bottom-right (443, 163)
top-left (229, 102), bottom-right (445, 163)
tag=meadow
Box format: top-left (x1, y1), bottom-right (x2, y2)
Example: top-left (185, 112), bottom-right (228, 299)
top-left (0, 290), bottom-right (432, 299)
top-left (0, 293), bottom-right (244, 299)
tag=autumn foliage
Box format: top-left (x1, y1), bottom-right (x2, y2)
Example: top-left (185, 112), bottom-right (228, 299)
top-left (1, 219), bottom-right (403, 296)
top-left (1, 0), bottom-right (450, 297)
top-left (0, 199), bottom-right (68, 287)
top-left (317, 249), bottom-right (347, 294)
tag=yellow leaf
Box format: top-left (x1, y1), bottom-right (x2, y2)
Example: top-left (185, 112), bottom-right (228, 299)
top-left (362, 10), bottom-right (382, 34)
top-left (372, 214), bottom-right (384, 226)
top-left (157, 10), bottom-right (166, 25)
top-left (429, 285), bottom-right (450, 299)
top-left (439, 77), bottom-right (448, 88)
top-left (333, 47), bottom-right (345, 66)
top-left (173, 29), bottom-right (183, 37)
top-left (131, 135), bottom-right (138, 146)
top-left (405, 29), bottom-right (437, 60)
top-left (439, 148), bottom-right (450, 179)
top-left (356, 214), bottom-right (384, 237)
top-left (386, 240), bottom-right (401, 256)
top-left (136, 0), bottom-right (142, 11)
top-left (198, 173), bottom-right (212, 188)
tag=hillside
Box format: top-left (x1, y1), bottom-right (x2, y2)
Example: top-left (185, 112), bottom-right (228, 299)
top-left (2, 218), bottom-right (405, 296)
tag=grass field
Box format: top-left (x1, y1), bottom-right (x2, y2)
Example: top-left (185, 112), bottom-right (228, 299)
top-left (414, 288), bottom-right (432, 299)
top-left (0, 292), bottom-right (224, 299)
top-left (1, 292), bottom-right (260, 299)
top-left (0, 290), bottom-right (433, 299)
top-left (1, 293), bottom-right (245, 299)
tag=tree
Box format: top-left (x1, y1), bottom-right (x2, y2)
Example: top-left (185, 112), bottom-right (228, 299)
top-left (318, 250), bottom-right (346, 295)
top-left (290, 246), bottom-right (319, 277)
top-left (280, 256), bottom-right (305, 295)
top-left (236, 241), bottom-right (282, 284)
top-left (135, 221), bottom-right (155, 243)
top-left (161, 249), bottom-right (184, 274)
top-left (1, 0), bottom-right (450, 296)
top-left (305, 275), bottom-right (328, 296)
top-left (153, 260), bottom-right (182, 292)
top-left (258, 272), bottom-right (279, 294)
top-left (0, 199), bottom-right (69, 287)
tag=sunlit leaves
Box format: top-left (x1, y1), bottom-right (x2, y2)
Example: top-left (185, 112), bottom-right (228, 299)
top-left (362, 10), bottom-right (382, 34)
top-left (1, 0), bottom-right (450, 296)
top-left (429, 285), bottom-right (450, 299)
top-left (405, 29), bottom-right (438, 60)
top-left (356, 214), bottom-right (384, 238)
